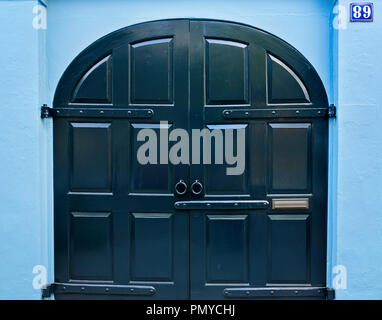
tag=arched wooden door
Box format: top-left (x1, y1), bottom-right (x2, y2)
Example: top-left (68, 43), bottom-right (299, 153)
top-left (52, 19), bottom-right (329, 299)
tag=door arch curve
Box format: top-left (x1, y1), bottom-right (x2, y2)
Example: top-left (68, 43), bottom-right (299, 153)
top-left (54, 19), bottom-right (328, 107)
top-left (53, 19), bottom-right (329, 299)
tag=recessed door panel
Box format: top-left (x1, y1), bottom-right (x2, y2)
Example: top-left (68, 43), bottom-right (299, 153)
top-left (267, 214), bottom-right (311, 284)
top-left (205, 39), bottom-right (249, 105)
top-left (71, 55), bottom-right (112, 104)
top-left (204, 124), bottom-right (249, 196)
top-left (266, 53), bottom-right (310, 104)
top-left (70, 122), bottom-right (112, 193)
top-left (69, 212), bottom-right (113, 281)
top-left (205, 214), bottom-right (249, 283)
top-left (130, 213), bottom-right (174, 281)
top-left (190, 210), bottom-right (261, 299)
top-left (130, 123), bottom-right (173, 194)
top-left (268, 123), bottom-right (312, 193)
top-left (130, 38), bottom-right (174, 105)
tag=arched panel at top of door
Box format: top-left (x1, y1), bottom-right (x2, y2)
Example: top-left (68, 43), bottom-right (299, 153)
top-left (190, 20), bottom-right (328, 108)
top-left (53, 20), bottom-right (189, 109)
top-left (54, 19), bottom-right (327, 109)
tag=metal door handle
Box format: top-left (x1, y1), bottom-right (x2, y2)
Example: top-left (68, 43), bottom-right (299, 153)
top-left (174, 200), bottom-right (269, 210)
top-left (191, 180), bottom-right (203, 195)
top-left (174, 180), bottom-right (187, 195)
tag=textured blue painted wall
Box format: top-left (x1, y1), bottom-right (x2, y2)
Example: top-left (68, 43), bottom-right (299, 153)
top-left (0, 0), bottom-right (44, 299)
top-left (334, 0), bottom-right (382, 300)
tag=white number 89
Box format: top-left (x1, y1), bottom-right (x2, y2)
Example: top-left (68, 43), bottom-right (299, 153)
top-left (353, 5), bottom-right (372, 19)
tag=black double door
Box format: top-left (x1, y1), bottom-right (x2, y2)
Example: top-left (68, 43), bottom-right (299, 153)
top-left (54, 20), bottom-right (328, 299)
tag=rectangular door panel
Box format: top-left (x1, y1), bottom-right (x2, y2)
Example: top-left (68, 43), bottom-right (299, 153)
top-left (70, 122), bottom-right (112, 193)
top-left (130, 38), bottom-right (174, 105)
top-left (190, 211), bottom-right (260, 299)
top-left (268, 123), bottom-right (312, 194)
top-left (203, 124), bottom-right (249, 196)
top-left (107, 210), bottom-right (189, 299)
top-left (205, 39), bottom-right (249, 105)
top-left (69, 211), bottom-right (113, 281)
top-left (205, 214), bottom-right (249, 283)
top-left (267, 214), bottom-right (311, 285)
top-left (130, 123), bottom-right (173, 194)
top-left (130, 213), bottom-right (174, 282)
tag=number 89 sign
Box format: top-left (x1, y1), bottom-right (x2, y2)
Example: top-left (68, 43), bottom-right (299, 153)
top-left (350, 2), bottom-right (374, 22)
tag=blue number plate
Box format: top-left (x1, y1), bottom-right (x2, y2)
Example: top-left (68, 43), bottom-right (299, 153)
top-left (350, 2), bottom-right (374, 22)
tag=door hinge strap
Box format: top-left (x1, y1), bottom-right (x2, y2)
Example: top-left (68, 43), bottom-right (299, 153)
top-left (222, 107), bottom-right (331, 119)
top-left (175, 200), bottom-right (269, 210)
top-left (41, 106), bottom-right (154, 119)
top-left (224, 287), bottom-right (334, 299)
top-left (43, 283), bottom-right (156, 297)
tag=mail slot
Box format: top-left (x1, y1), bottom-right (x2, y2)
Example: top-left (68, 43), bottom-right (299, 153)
top-left (272, 198), bottom-right (310, 210)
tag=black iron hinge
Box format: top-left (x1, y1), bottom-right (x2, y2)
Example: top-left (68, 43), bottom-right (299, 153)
top-left (328, 104), bottom-right (336, 118)
top-left (41, 284), bottom-right (54, 299)
top-left (41, 104), bottom-right (53, 118)
top-left (326, 288), bottom-right (336, 300)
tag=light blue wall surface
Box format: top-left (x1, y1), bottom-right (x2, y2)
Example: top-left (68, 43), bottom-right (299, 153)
top-left (334, 0), bottom-right (382, 299)
top-left (0, 0), bottom-right (381, 299)
top-left (0, 0), bottom-right (46, 299)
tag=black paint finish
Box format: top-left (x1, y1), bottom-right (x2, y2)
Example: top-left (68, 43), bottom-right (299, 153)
top-left (53, 19), bottom-right (329, 300)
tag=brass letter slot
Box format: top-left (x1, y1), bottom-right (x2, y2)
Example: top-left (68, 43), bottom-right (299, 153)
top-left (272, 198), bottom-right (309, 210)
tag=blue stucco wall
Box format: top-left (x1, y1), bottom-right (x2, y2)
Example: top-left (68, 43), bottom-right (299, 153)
top-left (0, 0), bottom-right (46, 299)
top-left (0, 0), bottom-right (381, 299)
top-left (334, 0), bottom-right (382, 299)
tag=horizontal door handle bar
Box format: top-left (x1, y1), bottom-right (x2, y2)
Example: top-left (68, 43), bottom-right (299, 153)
top-left (174, 200), bottom-right (269, 210)
top-left (41, 106), bottom-right (153, 118)
top-left (222, 107), bottom-right (329, 119)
